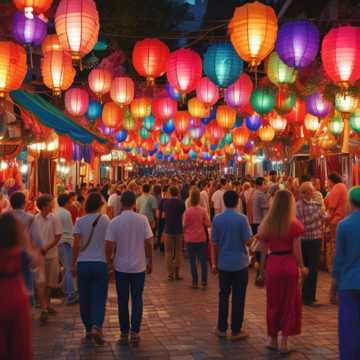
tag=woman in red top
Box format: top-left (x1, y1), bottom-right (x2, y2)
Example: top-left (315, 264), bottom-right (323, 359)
top-left (258, 190), bottom-right (307, 355)
top-left (0, 212), bottom-right (32, 360)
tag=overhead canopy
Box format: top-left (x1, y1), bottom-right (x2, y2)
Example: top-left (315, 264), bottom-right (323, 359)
top-left (10, 90), bottom-right (108, 145)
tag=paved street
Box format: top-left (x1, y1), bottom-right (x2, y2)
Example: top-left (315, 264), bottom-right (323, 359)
top-left (32, 253), bottom-right (338, 360)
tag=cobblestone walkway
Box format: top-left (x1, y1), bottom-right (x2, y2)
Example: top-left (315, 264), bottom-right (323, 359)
top-left (33, 253), bottom-right (338, 360)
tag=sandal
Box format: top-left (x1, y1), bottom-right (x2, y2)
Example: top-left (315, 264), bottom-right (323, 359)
top-left (92, 326), bottom-right (105, 346)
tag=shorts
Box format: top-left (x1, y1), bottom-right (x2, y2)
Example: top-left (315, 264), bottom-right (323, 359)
top-left (44, 257), bottom-right (59, 288)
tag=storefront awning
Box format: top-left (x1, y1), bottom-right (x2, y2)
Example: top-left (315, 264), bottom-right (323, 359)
top-left (10, 90), bottom-right (108, 145)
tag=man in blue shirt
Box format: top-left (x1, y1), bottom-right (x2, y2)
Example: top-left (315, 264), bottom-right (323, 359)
top-left (211, 190), bottom-right (252, 341)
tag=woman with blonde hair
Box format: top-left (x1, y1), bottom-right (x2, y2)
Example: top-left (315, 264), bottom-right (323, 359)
top-left (258, 190), bottom-right (307, 354)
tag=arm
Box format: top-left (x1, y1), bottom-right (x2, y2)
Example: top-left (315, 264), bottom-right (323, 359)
top-left (211, 244), bottom-right (219, 273)
top-left (43, 233), bottom-right (62, 254)
top-left (71, 234), bottom-right (81, 276)
top-left (105, 241), bottom-right (115, 265)
top-left (292, 237), bottom-right (306, 270)
top-left (332, 223), bottom-right (346, 289)
top-left (145, 237), bottom-right (153, 274)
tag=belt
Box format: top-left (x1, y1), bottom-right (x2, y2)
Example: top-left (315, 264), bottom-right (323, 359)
top-left (269, 251), bottom-right (292, 256)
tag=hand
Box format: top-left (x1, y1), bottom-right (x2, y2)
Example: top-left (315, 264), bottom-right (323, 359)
top-left (211, 265), bottom-right (218, 274)
top-left (301, 267), bottom-right (309, 276)
top-left (71, 264), bottom-right (77, 277)
top-left (146, 263), bottom-right (153, 274)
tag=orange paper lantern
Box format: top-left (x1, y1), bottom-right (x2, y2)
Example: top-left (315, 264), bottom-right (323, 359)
top-left (233, 127), bottom-right (249, 146)
top-left (216, 105), bottom-right (237, 129)
top-left (130, 98), bottom-right (152, 119)
top-left (88, 68), bottom-right (112, 99)
top-left (174, 111), bottom-right (190, 134)
top-left (110, 76), bottom-right (135, 107)
top-left (259, 125), bottom-right (275, 142)
top-left (41, 34), bottom-right (62, 54)
top-left (188, 97), bottom-right (210, 118)
top-left (14, 0), bottom-right (52, 14)
top-left (102, 101), bottom-right (123, 129)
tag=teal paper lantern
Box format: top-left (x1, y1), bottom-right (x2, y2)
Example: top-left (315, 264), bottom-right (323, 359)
top-left (86, 100), bottom-right (102, 123)
top-left (160, 133), bottom-right (170, 145)
top-left (224, 132), bottom-right (233, 145)
top-left (250, 88), bottom-right (275, 115)
top-left (350, 109), bottom-right (360, 133)
top-left (143, 114), bottom-right (155, 131)
top-left (204, 43), bottom-right (244, 88)
top-left (139, 127), bottom-right (150, 139)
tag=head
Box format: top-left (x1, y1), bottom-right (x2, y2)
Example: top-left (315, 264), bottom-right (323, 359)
top-left (269, 170), bottom-right (277, 183)
top-left (328, 172), bottom-right (342, 190)
top-left (68, 192), bottom-right (76, 205)
top-left (259, 190), bottom-right (295, 238)
top-left (349, 186), bottom-right (360, 211)
top-left (220, 178), bottom-right (227, 189)
top-left (142, 184), bottom-right (151, 194)
top-left (10, 191), bottom-right (26, 210)
top-left (255, 177), bottom-right (266, 191)
top-left (223, 190), bottom-right (239, 209)
top-left (153, 184), bottom-right (162, 196)
top-left (0, 212), bottom-right (25, 249)
top-left (121, 191), bottom-right (136, 210)
top-left (57, 193), bottom-right (70, 209)
top-left (242, 182), bottom-right (251, 192)
top-left (299, 182), bottom-right (315, 202)
top-left (109, 184), bottom-right (117, 195)
top-left (170, 186), bottom-right (179, 198)
top-left (189, 188), bottom-right (201, 207)
top-left (84, 192), bottom-right (105, 214)
top-left (36, 194), bottom-right (54, 216)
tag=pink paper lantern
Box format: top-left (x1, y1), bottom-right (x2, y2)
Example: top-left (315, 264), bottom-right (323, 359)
top-left (196, 77), bottom-right (219, 106)
top-left (152, 97), bottom-right (177, 121)
top-left (110, 76), bottom-right (135, 106)
top-left (224, 73), bottom-right (253, 108)
top-left (88, 68), bottom-right (112, 99)
top-left (65, 88), bottom-right (89, 117)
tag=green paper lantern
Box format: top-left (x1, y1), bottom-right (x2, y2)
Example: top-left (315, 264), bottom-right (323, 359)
top-left (139, 127), bottom-right (150, 139)
top-left (266, 51), bottom-right (297, 86)
top-left (224, 132), bottom-right (233, 145)
top-left (218, 138), bottom-right (226, 149)
top-left (123, 110), bottom-right (136, 132)
top-left (250, 88), bottom-right (275, 115)
top-left (329, 115), bottom-right (344, 135)
top-left (182, 135), bottom-right (191, 146)
top-left (160, 133), bottom-right (170, 145)
top-left (349, 109), bottom-right (360, 133)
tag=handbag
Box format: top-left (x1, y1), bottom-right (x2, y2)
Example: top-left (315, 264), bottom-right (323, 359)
top-left (80, 215), bottom-right (102, 252)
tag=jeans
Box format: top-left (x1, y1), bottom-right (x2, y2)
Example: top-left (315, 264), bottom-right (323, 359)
top-left (187, 242), bottom-right (208, 284)
top-left (218, 268), bottom-right (248, 334)
top-left (164, 234), bottom-right (183, 276)
top-left (301, 239), bottom-right (321, 303)
top-left (339, 290), bottom-right (360, 360)
top-left (115, 272), bottom-right (145, 334)
top-left (58, 243), bottom-right (76, 301)
top-left (77, 262), bottom-right (108, 332)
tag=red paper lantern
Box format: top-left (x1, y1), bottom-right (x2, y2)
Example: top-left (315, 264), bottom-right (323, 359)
top-left (174, 111), bottom-right (190, 134)
top-left (110, 76), bottom-right (135, 106)
top-left (14, 0), bottom-right (52, 14)
top-left (152, 97), bottom-right (177, 121)
top-left (58, 136), bottom-right (73, 161)
top-left (102, 101), bottom-right (123, 129)
top-left (64, 88), bottom-right (89, 117)
top-left (166, 48), bottom-right (202, 95)
top-left (132, 38), bottom-right (170, 83)
top-left (88, 68), bottom-right (112, 99)
top-left (321, 26), bottom-right (360, 86)
top-left (206, 122), bottom-right (225, 142)
top-left (196, 77), bottom-right (219, 106)
top-left (286, 98), bottom-right (306, 123)
top-left (224, 73), bottom-right (253, 108)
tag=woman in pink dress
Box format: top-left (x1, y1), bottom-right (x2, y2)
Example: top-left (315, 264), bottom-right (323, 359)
top-left (258, 190), bottom-right (307, 354)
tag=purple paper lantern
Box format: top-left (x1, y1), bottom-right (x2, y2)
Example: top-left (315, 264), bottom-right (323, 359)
top-left (276, 20), bottom-right (320, 68)
top-left (12, 11), bottom-right (47, 46)
top-left (245, 113), bottom-right (262, 132)
top-left (306, 91), bottom-right (332, 118)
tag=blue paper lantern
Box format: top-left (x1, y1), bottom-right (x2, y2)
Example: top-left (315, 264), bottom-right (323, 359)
top-left (86, 100), bottom-right (102, 123)
top-left (210, 144), bottom-right (218, 151)
top-left (163, 119), bottom-right (175, 134)
top-left (204, 43), bottom-right (244, 88)
top-left (116, 129), bottom-right (128, 143)
top-left (156, 151), bottom-right (164, 160)
top-left (246, 113), bottom-right (262, 132)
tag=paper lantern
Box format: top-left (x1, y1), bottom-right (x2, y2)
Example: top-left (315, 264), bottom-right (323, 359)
top-left (233, 127), bottom-right (249, 146)
top-left (174, 111), bottom-right (190, 134)
top-left (196, 77), bottom-right (219, 106)
top-left (224, 73), bottom-right (253, 108)
top-left (102, 101), bottom-right (123, 129)
top-left (12, 11), bottom-right (47, 46)
top-left (116, 129), bottom-right (128, 142)
top-left (152, 97), bottom-right (177, 120)
top-left (130, 98), bottom-right (152, 119)
top-left (189, 125), bottom-right (204, 140)
top-left (143, 114), bottom-right (155, 131)
top-left (160, 133), bottom-right (170, 145)
top-left (166, 48), bottom-right (202, 95)
top-left (110, 76), bottom-right (135, 106)
top-left (229, 1), bottom-right (277, 67)
top-left (250, 88), bottom-right (275, 115)
top-left (246, 113), bottom-right (262, 131)
top-left (269, 113), bottom-right (287, 132)
top-left (42, 34), bottom-right (62, 53)
top-left (65, 88), bottom-right (89, 117)
top-left (188, 98), bottom-right (210, 118)
top-left (122, 110), bottom-right (136, 132)
top-left (163, 119), bottom-right (175, 134)
top-left (329, 114), bottom-right (344, 135)
top-left (350, 109), bottom-right (360, 133)
top-left (41, 49), bottom-right (75, 95)
top-left (216, 105), bottom-right (237, 129)
top-left (206, 122), bottom-right (225, 142)
top-left (86, 99), bottom-right (102, 123)
top-left (132, 38), bottom-right (169, 83)
top-left (88, 68), bottom-right (112, 99)
top-left (139, 127), bottom-right (150, 139)
top-left (335, 92), bottom-right (358, 114)
top-left (0, 41), bottom-right (27, 97)
top-left (166, 82), bottom-right (181, 101)
top-left (266, 51), bottom-right (297, 86)
top-left (304, 114), bottom-right (320, 131)
top-left (203, 42), bottom-right (243, 88)
top-left (14, 0), bottom-right (52, 14)
top-left (286, 98), bottom-right (306, 123)
top-left (276, 20), bottom-right (320, 68)
top-left (275, 88), bottom-right (296, 114)
top-left (259, 125), bottom-right (275, 142)
top-left (55, 0), bottom-right (99, 60)
top-left (306, 91), bottom-right (332, 118)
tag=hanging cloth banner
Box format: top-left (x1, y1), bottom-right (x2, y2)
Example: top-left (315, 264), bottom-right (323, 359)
top-left (10, 90), bottom-right (108, 145)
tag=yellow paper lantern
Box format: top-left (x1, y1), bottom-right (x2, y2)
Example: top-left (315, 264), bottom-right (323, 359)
top-left (259, 125), bottom-right (275, 142)
top-left (304, 114), bottom-right (320, 132)
top-left (188, 97), bottom-right (210, 118)
top-left (216, 105), bottom-right (237, 129)
top-left (229, 1), bottom-right (277, 67)
top-left (269, 113), bottom-right (287, 132)
top-left (130, 98), bottom-right (152, 119)
top-left (335, 92), bottom-right (358, 114)
top-left (266, 51), bottom-right (297, 86)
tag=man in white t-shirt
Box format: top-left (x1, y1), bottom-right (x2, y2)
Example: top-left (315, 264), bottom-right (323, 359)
top-left (211, 178), bottom-right (227, 215)
top-left (106, 191), bottom-right (153, 345)
top-left (107, 185), bottom-right (121, 219)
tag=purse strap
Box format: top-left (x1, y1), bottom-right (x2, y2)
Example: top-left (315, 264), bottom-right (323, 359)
top-left (80, 214), bottom-right (102, 252)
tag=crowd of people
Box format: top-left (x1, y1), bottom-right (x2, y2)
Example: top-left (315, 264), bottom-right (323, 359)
top-left (0, 170), bottom-right (359, 359)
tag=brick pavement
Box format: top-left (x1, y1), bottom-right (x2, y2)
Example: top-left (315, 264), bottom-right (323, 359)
top-left (32, 253), bottom-right (339, 360)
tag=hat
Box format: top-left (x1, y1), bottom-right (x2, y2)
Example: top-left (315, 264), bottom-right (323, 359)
top-left (349, 186), bottom-right (360, 207)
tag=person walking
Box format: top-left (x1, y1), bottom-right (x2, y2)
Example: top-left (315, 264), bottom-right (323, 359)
top-left (332, 186), bottom-right (360, 360)
top-left (258, 190), bottom-right (307, 354)
top-left (56, 193), bottom-right (78, 305)
top-left (106, 191), bottom-right (153, 345)
top-left (163, 186), bottom-right (186, 280)
top-left (211, 190), bottom-right (252, 341)
top-left (183, 188), bottom-right (211, 288)
top-left (211, 179), bottom-right (227, 215)
top-left (136, 184), bottom-right (158, 231)
top-left (296, 182), bottom-right (325, 306)
top-left (0, 212), bottom-right (32, 360)
top-left (71, 192), bottom-right (110, 345)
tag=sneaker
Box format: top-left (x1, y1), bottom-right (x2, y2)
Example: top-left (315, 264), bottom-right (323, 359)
top-left (40, 310), bottom-right (48, 326)
top-left (92, 326), bottom-right (105, 346)
top-left (117, 334), bottom-right (129, 346)
top-left (214, 329), bottom-right (227, 338)
top-left (47, 307), bottom-right (57, 316)
top-left (230, 331), bottom-right (249, 341)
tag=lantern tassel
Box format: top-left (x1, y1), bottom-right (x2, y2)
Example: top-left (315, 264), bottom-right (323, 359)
top-left (342, 118), bottom-right (350, 153)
